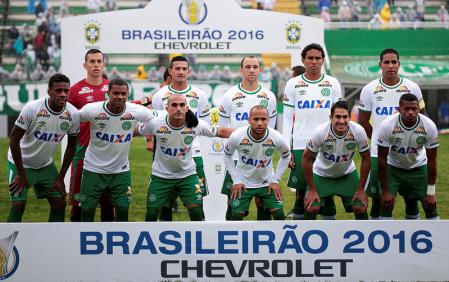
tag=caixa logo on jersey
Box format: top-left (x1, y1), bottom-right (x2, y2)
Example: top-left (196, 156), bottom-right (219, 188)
top-left (178, 0), bottom-right (208, 26)
top-left (0, 232), bottom-right (20, 280)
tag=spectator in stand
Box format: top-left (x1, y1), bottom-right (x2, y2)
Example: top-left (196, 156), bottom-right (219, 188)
top-left (392, 6), bottom-right (407, 22)
top-left (23, 44), bottom-right (36, 80)
top-left (416, 0), bottom-right (426, 21)
top-left (22, 25), bottom-right (34, 49)
top-left (338, 1), bottom-right (352, 22)
top-left (221, 65), bottom-right (234, 83)
top-left (369, 13), bottom-right (383, 28)
top-left (196, 65), bottom-right (208, 80)
top-left (209, 65), bottom-right (222, 80)
top-left (437, 4), bottom-right (449, 22)
top-left (31, 63), bottom-right (46, 81)
top-left (60, 0), bottom-right (70, 17)
top-left (263, 0), bottom-right (276, 11)
top-left (0, 66), bottom-right (10, 83)
top-left (256, 0), bottom-right (264, 9)
top-left (351, 1), bottom-right (362, 21)
top-left (320, 6), bottom-right (332, 22)
top-left (87, 0), bottom-right (102, 13)
top-left (7, 25), bottom-right (20, 50)
top-left (28, 0), bottom-right (47, 14)
top-left (135, 65), bottom-right (148, 80)
top-left (108, 67), bottom-right (123, 80)
top-left (46, 66), bottom-right (57, 79)
top-left (105, 0), bottom-right (117, 11)
top-left (380, 3), bottom-right (392, 22)
top-left (318, 0), bottom-right (331, 13)
top-left (406, 4), bottom-right (418, 21)
top-left (374, 0), bottom-right (386, 13)
top-left (367, 0), bottom-right (375, 17)
top-left (10, 64), bottom-right (26, 81)
top-left (148, 66), bottom-right (160, 82)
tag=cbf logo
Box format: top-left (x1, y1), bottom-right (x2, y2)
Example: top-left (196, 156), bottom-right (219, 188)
top-left (179, 0), bottom-right (208, 26)
top-left (285, 20), bottom-right (301, 48)
top-left (0, 232), bottom-right (20, 280)
top-left (84, 20), bottom-right (101, 45)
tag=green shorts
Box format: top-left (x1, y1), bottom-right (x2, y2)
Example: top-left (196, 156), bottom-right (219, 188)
top-left (366, 157), bottom-right (381, 198)
top-left (287, 150), bottom-right (307, 191)
top-left (229, 186), bottom-right (283, 214)
top-left (387, 164), bottom-right (428, 200)
top-left (310, 170), bottom-right (363, 211)
top-left (147, 174), bottom-right (203, 208)
top-left (221, 160), bottom-right (237, 196)
top-left (79, 169), bottom-right (131, 209)
top-left (8, 161), bottom-right (61, 201)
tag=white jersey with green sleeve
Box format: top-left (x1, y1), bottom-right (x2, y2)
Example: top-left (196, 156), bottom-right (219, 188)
top-left (224, 126), bottom-right (290, 188)
top-left (7, 97), bottom-right (80, 169)
top-left (283, 74), bottom-right (342, 150)
top-left (152, 84), bottom-right (210, 157)
top-left (218, 83), bottom-right (277, 129)
top-left (306, 121), bottom-right (370, 178)
top-left (139, 117), bottom-right (218, 179)
top-left (80, 101), bottom-right (155, 174)
top-left (377, 113), bottom-right (439, 169)
top-left (358, 77), bottom-right (424, 157)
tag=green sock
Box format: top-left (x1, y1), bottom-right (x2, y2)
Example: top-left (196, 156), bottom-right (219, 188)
top-left (231, 212), bottom-right (244, 221)
top-left (115, 206), bottom-right (129, 222)
top-left (159, 206), bottom-right (173, 221)
top-left (304, 212), bottom-right (318, 220)
top-left (49, 206), bottom-right (66, 222)
top-left (7, 205), bottom-right (25, 223)
top-left (271, 208), bottom-right (285, 220)
top-left (355, 212), bottom-right (369, 220)
top-left (292, 197), bottom-right (305, 215)
top-left (81, 208), bottom-right (96, 222)
top-left (145, 208), bottom-right (160, 221)
top-left (187, 206), bottom-right (203, 221)
top-left (370, 198), bottom-right (381, 218)
top-left (256, 206), bottom-right (271, 220)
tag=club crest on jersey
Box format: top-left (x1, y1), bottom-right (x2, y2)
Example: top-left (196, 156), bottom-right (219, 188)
top-left (60, 122), bottom-right (69, 131)
top-left (156, 126), bottom-right (171, 134)
top-left (374, 85), bottom-right (386, 94)
top-left (189, 99), bottom-right (198, 108)
top-left (321, 88), bottom-right (330, 96)
top-left (260, 99), bottom-right (269, 108)
top-left (295, 81), bottom-right (308, 88)
top-left (396, 85), bottom-right (410, 93)
top-left (94, 113), bottom-right (110, 120)
top-left (346, 142), bottom-right (356, 150)
top-left (232, 93), bottom-right (246, 101)
top-left (178, 0), bottom-right (208, 26)
top-left (297, 100), bottom-right (330, 109)
top-left (34, 131), bottom-right (64, 142)
top-left (59, 112), bottom-right (72, 121)
top-left (416, 136), bottom-right (426, 145)
top-left (239, 138), bottom-right (252, 146)
top-left (184, 136), bottom-right (193, 145)
top-left (122, 121), bottom-right (131, 130)
top-left (265, 148), bottom-right (274, 157)
top-left (37, 109), bottom-right (50, 118)
top-left (120, 113), bottom-right (134, 121)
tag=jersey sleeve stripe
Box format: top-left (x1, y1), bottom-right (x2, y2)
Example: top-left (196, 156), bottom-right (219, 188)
top-left (283, 103), bottom-right (294, 108)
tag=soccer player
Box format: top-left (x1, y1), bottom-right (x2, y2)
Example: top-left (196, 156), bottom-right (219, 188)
top-left (224, 106), bottom-right (290, 220)
top-left (283, 43), bottom-right (342, 220)
top-left (7, 74), bottom-right (80, 222)
top-left (138, 94), bottom-right (233, 221)
top-left (302, 100), bottom-right (370, 220)
top-left (377, 94), bottom-right (439, 220)
top-left (78, 78), bottom-right (156, 222)
top-left (151, 56), bottom-right (210, 220)
top-left (219, 56), bottom-right (278, 220)
top-left (359, 48), bottom-right (425, 219)
top-left (68, 48), bottom-right (114, 222)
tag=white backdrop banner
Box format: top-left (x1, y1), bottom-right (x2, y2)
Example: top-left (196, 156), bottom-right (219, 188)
top-left (1, 221), bottom-right (449, 281)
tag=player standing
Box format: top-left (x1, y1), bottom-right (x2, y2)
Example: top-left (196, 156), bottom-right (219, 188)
top-left (7, 74), bottom-right (79, 222)
top-left (359, 48), bottom-right (426, 219)
top-left (283, 43), bottom-right (342, 220)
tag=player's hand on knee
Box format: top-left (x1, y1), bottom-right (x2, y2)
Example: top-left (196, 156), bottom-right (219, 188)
top-left (352, 189), bottom-right (368, 209)
top-left (381, 191), bottom-right (395, 210)
top-left (353, 205), bottom-right (367, 214)
top-left (50, 177), bottom-right (67, 198)
top-left (268, 183), bottom-right (283, 201)
top-left (9, 175), bottom-right (28, 196)
top-left (303, 190), bottom-right (320, 211)
top-left (288, 154), bottom-right (295, 169)
top-left (423, 195), bottom-right (436, 212)
top-left (231, 183), bottom-right (245, 200)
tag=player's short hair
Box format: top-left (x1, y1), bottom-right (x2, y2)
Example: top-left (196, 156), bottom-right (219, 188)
top-left (291, 65), bottom-right (306, 77)
top-left (301, 43), bottom-right (325, 60)
top-left (163, 68), bottom-right (171, 82)
top-left (240, 56), bottom-right (260, 68)
top-left (108, 78), bottom-right (129, 91)
top-left (399, 93), bottom-right (418, 105)
top-left (169, 56), bottom-right (189, 68)
top-left (84, 49), bottom-right (104, 62)
top-left (48, 73), bottom-right (70, 89)
top-left (331, 100), bottom-right (350, 116)
top-left (249, 105), bottom-right (269, 117)
top-left (380, 48), bottom-right (399, 62)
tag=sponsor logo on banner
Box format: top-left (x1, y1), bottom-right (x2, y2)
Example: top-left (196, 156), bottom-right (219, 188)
top-left (84, 20), bottom-right (101, 47)
top-left (0, 232), bottom-right (20, 280)
top-left (179, 0), bottom-right (208, 26)
top-left (285, 20), bottom-right (301, 48)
